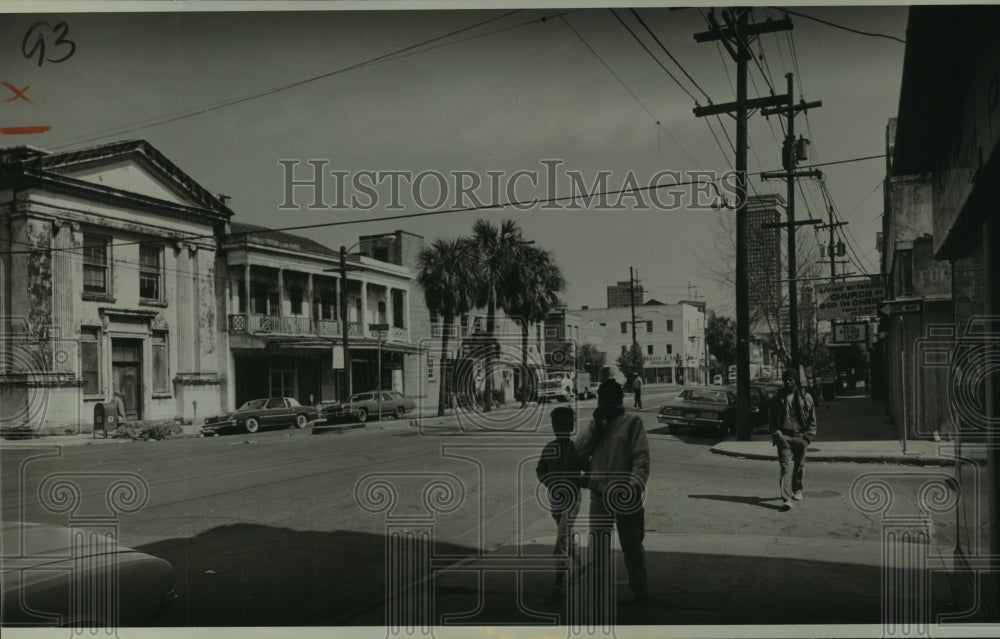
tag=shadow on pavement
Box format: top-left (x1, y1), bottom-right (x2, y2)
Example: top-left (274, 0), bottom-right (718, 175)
top-left (135, 523), bottom-right (959, 627)
top-left (136, 523), bottom-right (478, 626)
top-left (687, 494), bottom-right (786, 511)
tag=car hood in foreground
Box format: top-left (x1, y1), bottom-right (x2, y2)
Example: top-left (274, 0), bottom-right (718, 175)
top-left (1, 522), bottom-right (175, 626)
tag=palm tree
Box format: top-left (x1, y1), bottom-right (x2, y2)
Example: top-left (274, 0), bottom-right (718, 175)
top-left (505, 246), bottom-right (565, 407)
top-left (416, 238), bottom-right (477, 417)
top-left (466, 219), bottom-right (531, 411)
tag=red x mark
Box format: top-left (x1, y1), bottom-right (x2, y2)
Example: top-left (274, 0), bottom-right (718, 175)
top-left (3, 82), bottom-right (33, 103)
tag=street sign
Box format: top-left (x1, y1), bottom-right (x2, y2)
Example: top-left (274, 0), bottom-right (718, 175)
top-left (816, 277), bottom-right (885, 320)
top-left (369, 323), bottom-right (390, 332)
top-left (878, 299), bottom-right (923, 316)
top-left (832, 321), bottom-right (869, 344)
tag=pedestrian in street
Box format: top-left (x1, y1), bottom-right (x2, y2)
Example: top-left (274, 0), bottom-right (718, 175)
top-left (769, 368), bottom-right (818, 511)
top-left (535, 406), bottom-right (589, 601)
top-left (575, 378), bottom-right (650, 605)
top-left (632, 374), bottom-right (643, 409)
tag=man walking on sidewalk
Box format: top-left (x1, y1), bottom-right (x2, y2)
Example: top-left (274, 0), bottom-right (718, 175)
top-left (769, 368), bottom-right (817, 511)
top-left (632, 374), bottom-right (643, 409)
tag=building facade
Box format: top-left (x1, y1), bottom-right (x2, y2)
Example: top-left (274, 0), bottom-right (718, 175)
top-left (572, 301), bottom-right (706, 384)
top-left (878, 118), bottom-right (954, 439)
top-left (0, 141), bottom-right (232, 432)
top-left (223, 224), bottom-right (421, 409)
top-left (0, 140), bottom-right (428, 433)
top-left (747, 194), bottom-right (785, 339)
top-left (890, 6), bottom-right (999, 620)
top-left (606, 280), bottom-right (644, 308)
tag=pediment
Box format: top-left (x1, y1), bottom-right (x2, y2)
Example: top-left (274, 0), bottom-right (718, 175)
top-left (62, 157), bottom-right (200, 207)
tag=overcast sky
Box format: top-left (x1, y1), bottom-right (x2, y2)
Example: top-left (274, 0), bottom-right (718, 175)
top-left (0, 4), bottom-right (908, 315)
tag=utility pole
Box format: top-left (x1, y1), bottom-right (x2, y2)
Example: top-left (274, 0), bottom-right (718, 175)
top-left (817, 207), bottom-right (848, 284)
top-left (694, 8), bottom-right (791, 440)
top-left (339, 245), bottom-right (352, 401)
top-left (760, 72), bottom-right (822, 370)
top-left (629, 267), bottom-right (638, 346)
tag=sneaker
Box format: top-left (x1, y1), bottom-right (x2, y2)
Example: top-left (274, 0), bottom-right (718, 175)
top-left (793, 491), bottom-right (804, 501)
top-left (780, 501), bottom-right (793, 511)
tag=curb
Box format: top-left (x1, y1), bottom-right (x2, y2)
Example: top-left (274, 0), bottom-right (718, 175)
top-left (311, 422), bottom-right (368, 435)
top-left (709, 444), bottom-right (955, 466)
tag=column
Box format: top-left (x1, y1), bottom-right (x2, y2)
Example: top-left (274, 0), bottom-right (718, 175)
top-left (175, 244), bottom-right (192, 373)
top-left (243, 263), bottom-right (251, 315)
top-left (361, 281), bottom-right (368, 337)
top-left (277, 268), bottom-right (284, 318)
top-left (190, 245), bottom-right (201, 372)
top-left (386, 287), bottom-right (394, 337)
top-left (306, 273), bottom-right (314, 332)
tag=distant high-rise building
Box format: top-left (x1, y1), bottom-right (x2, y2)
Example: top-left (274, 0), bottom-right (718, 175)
top-left (747, 194), bottom-right (785, 336)
top-left (607, 280), bottom-right (644, 308)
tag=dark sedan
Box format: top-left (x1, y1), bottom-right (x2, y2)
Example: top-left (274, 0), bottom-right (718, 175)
top-left (320, 391), bottom-right (416, 424)
top-left (201, 397), bottom-right (318, 435)
top-left (657, 385), bottom-right (769, 435)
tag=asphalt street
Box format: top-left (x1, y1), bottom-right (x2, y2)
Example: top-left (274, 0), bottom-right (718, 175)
top-left (0, 386), bottom-right (958, 627)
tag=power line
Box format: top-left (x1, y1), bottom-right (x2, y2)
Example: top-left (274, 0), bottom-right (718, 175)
top-left (50, 10), bottom-right (528, 150)
top-left (608, 8), bottom-right (700, 104)
top-left (784, 29), bottom-right (813, 145)
top-left (630, 8), bottom-right (713, 102)
top-left (0, 171), bottom-right (736, 258)
top-left (614, 8), bottom-right (735, 170)
top-left (819, 180), bottom-right (875, 275)
top-left (558, 13), bottom-right (702, 169)
top-left (775, 7), bottom-right (907, 44)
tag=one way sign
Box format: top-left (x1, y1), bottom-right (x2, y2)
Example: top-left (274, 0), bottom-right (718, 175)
top-left (879, 299), bottom-right (923, 316)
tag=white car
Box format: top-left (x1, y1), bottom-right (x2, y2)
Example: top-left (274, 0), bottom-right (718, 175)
top-left (578, 382), bottom-right (601, 400)
top-left (712, 374), bottom-right (723, 385)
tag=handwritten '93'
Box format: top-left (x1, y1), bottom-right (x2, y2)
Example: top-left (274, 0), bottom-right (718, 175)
top-left (22, 21), bottom-right (76, 66)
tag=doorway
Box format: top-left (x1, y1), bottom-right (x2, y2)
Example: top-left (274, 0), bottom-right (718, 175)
top-left (111, 338), bottom-right (143, 420)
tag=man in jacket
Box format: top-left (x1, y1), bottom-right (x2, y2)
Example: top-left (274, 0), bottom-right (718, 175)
top-left (768, 368), bottom-right (817, 511)
top-left (575, 378), bottom-right (651, 604)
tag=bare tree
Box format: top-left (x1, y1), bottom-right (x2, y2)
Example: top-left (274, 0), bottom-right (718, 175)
top-left (697, 202), bottom-right (824, 370)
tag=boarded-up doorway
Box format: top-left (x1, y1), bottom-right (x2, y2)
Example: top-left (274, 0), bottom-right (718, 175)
top-left (112, 338), bottom-right (143, 420)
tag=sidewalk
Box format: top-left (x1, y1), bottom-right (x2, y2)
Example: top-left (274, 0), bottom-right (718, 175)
top-left (710, 393), bottom-right (956, 466)
top-left (342, 528), bottom-right (956, 626)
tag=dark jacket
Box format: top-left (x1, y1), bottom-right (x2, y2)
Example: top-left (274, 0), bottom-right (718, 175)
top-left (768, 389), bottom-right (817, 443)
top-left (536, 438), bottom-right (589, 510)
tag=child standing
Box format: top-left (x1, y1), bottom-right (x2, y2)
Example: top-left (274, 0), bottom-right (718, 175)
top-left (536, 406), bottom-right (589, 600)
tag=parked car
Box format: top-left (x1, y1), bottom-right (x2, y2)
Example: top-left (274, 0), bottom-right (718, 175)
top-left (201, 397), bottom-right (318, 434)
top-left (1, 521), bottom-right (177, 626)
top-left (321, 390), bottom-right (416, 423)
top-left (752, 380), bottom-right (784, 401)
top-left (712, 374), bottom-right (723, 385)
top-left (657, 385), bottom-right (769, 435)
top-left (727, 372), bottom-right (737, 384)
top-left (578, 382), bottom-right (601, 400)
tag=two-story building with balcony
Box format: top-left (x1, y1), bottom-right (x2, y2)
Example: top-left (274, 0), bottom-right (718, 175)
top-left (223, 225), bottom-right (421, 408)
top-left (0, 140), bottom-right (232, 432)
